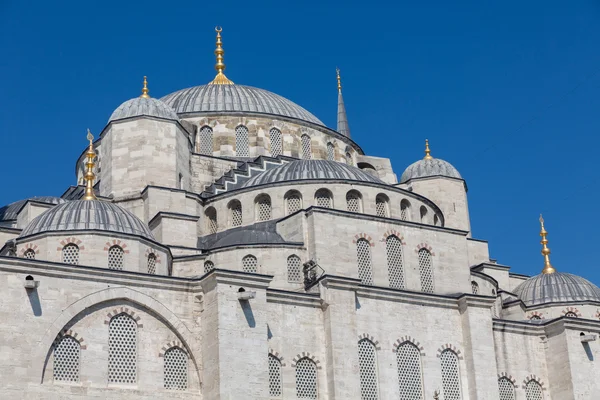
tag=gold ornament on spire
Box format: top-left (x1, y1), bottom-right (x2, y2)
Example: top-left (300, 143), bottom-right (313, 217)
top-left (83, 129), bottom-right (97, 201)
top-left (539, 214), bottom-right (556, 274)
top-left (140, 76), bottom-right (150, 98)
top-left (209, 26), bottom-right (234, 85)
top-left (336, 67), bottom-right (342, 93)
top-left (424, 139), bottom-right (433, 160)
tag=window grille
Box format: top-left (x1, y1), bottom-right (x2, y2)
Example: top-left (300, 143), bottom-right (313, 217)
top-left (62, 244), bottom-right (79, 265)
top-left (257, 196), bottom-right (272, 221)
top-left (358, 339), bottom-right (379, 400)
top-left (287, 255), bottom-right (302, 283)
top-left (327, 143), bottom-right (335, 161)
top-left (236, 125), bottom-right (249, 157)
top-left (420, 206), bottom-right (428, 223)
top-left (206, 208), bottom-right (218, 234)
top-left (396, 343), bottom-right (423, 400)
top-left (530, 315), bottom-right (541, 320)
top-left (147, 253), bottom-right (157, 274)
top-left (498, 377), bottom-right (515, 400)
top-left (357, 239), bottom-right (373, 285)
top-left (23, 249), bottom-right (36, 259)
top-left (565, 311), bottom-right (577, 317)
top-left (229, 201), bottom-right (242, 227)
top-left (108, 245), bottom-right (124, 270)
top-left (315, 189), bottom-right (332, 208)
top-left (270, 128), bottom-right (282, 157)
top-left (400, 200), bottom-right (410, 221)
top-left (471, 281), bottom-right (479, 294)
top-left (242, 255), bottom-right (257, 273)
top-left (440, 350), bottom-right (461, 400)
top-left (525, 380), bottom-right (543, 400)
top-left (164, 347), bottom-right (188, 390)
top-left (286, 193), bottom-right (302, 215)
top-left (418, 249), bottom-right (434, 293)
top-left (204, 260), bottom-right (214, 273)
top-left (386, 235), bottom-right (405, 289)
top-left (375, 195), bottom-right (388, 217)
top-left (108, 313), bottom-right (137, 384)
top-left (295, 358), bottom-right (317, 399)
top-left (53, 335), bottom-right (80, 382)
top-left (199, 126), bottom-right (213, 155)
top-left (346, 152), bottom-right (353, 166)
top-left (269, 354), bottom-right (283, 398)
top-left (346, 191), bottom-right (361, 213)
top-left (301, 135), bottom-right (312, 160)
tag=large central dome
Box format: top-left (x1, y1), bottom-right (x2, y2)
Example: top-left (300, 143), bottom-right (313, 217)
top-left (160, 84), bottom-right (324, 126)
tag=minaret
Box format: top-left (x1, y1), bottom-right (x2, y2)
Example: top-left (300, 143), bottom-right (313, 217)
top-left (336, 68), bottom-right (351, 138)
top-left (140, 76), bottom-right (150, 98)
top-left (539, 215), bottom-right (556, 274)
top-left (83, 129), bottom-right (97, 200)
top-left (209, 27), bottom-right (234, 85)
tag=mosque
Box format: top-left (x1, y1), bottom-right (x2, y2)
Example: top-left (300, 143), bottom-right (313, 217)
top-left (0, 27), bottom-right (598, 400)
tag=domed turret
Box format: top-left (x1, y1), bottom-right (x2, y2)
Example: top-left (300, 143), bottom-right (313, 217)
top-left (400, 140), bottom-right (462, 183)
top-left (109, 76), bottom-right (179, 123)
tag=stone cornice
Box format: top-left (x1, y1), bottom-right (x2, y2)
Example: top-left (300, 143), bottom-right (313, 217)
top-left (355, 284), bottom-right (461, 310)
top-left (200, 268), bottom-right (273, 291)
top-left (148, 211), bottom-right (200, 228)
top-left (471, 262), bottom-right (511, 272)
top-left (266, 288), bottom-right (322, 308)
top-left (492, 319), bottom-right (546, 336)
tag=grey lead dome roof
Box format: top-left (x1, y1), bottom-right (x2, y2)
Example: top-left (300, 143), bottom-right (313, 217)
top-left (242, 159), bottom-right (385, 188)
top-left (512, 272), bottom-right (600, 307)
top-left (19, 200), bottom-right (155, 240)
top-left (400, 158), bottom-right (462, 183)
top-left (0, 196), bottom-right (66, 222)
top-left (109, 97), bottom-right (179, 123)
top-left (160, 84), bottom-right (324, 126)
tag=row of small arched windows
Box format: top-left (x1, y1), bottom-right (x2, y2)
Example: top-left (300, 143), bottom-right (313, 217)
top-left (203, 254), bottom-right (304, 283)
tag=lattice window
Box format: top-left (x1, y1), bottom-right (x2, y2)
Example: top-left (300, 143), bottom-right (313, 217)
top-left (301, 134), bottom-right (312, 160)
top-left (327, 143), bottom-right (335, 161)
top-left (525, 380), bottom-right (543, 400)
top-left (471, 281), bottom-right (479, 294)
top-left (287, 255), bottom-right (302, 283)
top-left (229, 201), bottom-right (242, 227)
top-left (357, 239), bottom-right (373, 285)
top-left (269, 354), bottom-right (283, 398)
top-left (375, 195), bottom-right (388, 217)
top-left (530, 315), bottom-right (541, 320)
top-left (108, 313), bottom-right (137, 384)
top-left (62, 244), bottom-right (79, 265)
top-left (295, 357), bottom-right (317, 399)
top-left (418, 249), bottom-right (434, 293)
top-left (164, 347), bottom-right (188, 390)
top-left (53, 335), bottom-right (80, 383)
top-left (400, 200), bottom-right (410, 221)
top-left (243, 255), bottom-right (257, 273)
top-left (286, 193), bottom-right (302, 215)
top-left (256, 195), bottom-right (272, 221)
top-left (346, 191), bottom-right (361, 213)
top-left (440, 350), bottom-right (461, 400)
top-left (199, 125), bottom-right (213, 155)
top-left (108, 245), bottom-right (124, 270)
top-left (206, 208), bottom-right (218, 234)
top-left (396, 343), bottom-right (423, 400)
top-left (386, 235), bottom-right (405, 289)
top-left (270, 128), bottom-right (282, 157)
top-left (346, 152), bottom-right (353, 166)
top-left (236, 125), bottom-right (249, 157)
top-left (204, 260), bottom-right (214, 273)
top-left (315, 189), bottom-right (332, 208)
top-left (147, 253), bottom-right (157, 274)
top-left (420, 206), bottom-right (428, 223)
top-left (358, 339), bottom-right (379, 400)
top-left (23, 249), bottom-right (36, 259)
top-left (498, 377), bottom-right (515, 400)
top-left (565, 311), bottom-right (577, 318)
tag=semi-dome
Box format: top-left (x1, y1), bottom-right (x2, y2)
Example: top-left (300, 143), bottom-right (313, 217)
top-left (0, 196), bottom-right (66, 222)
top-left (400, 140), bottom-right (462, 183)
top-left (160, 84), bottom-right (324, 126)
top-left (19, 200), bottom-right (154, 240)
top-left (109, 97), bottom-right (179, 123)
top-left (241, 159), bottom-right (385, 188)
top-left (513, 272), bottom-right (600, 307)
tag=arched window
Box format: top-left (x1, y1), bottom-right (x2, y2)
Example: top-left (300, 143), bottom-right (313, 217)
top-left (346, 190), bottom-right (362, 213)
top-left (147, 253), bottom-right (157, 274)
top-left (530, 315), bottom-right (542, 321)
top-left (199, 125), bottom-right (213, 155)
top-left (358, 339), bottom-right (379, 400)
top-left (287, 254), bottom-right (302, 283)
top-left (440, 350), bottom-right (461, 400)
top-left (525, 380), bottom-right (543, 400)
top-left (179, 173), bottom-right (184, 190)
top-left (53, 335), bottom-right (80, 382)
top-left (164, 347), bottom-right (188, 390)
top-left (236, 125), bottom-right (249, 157)
top-left (498, 377), bottom-right (516, 400)
top-left (23, 249), bottom-right (36, 259)
top-left (204, 260), bottom-right (214, 273)
top-left (242, 255), bottom-right (257, 273)
top-left (255, 194), bottom-right (272, 221)
top-left (386, 235), bottom-right (405, 289)
top-left (396, 342), bottom-right (424, 399)
top-left (269, 354), bottom-right (283, 398)
top-left (326, 142), bottom-right (335, 161)
top-left (205, 207), bottom-right (218, 234)
top-left (228, 200), bottom-right (243, 227)
top-left (346, 152), bottom-right (353, 166)
top-left (285, 191), bottom-right (302, 215)
top-left (471, 281), bottom-right (479, 294)
top-left (62, 244), bottom-right (80, 265)
top-left (433, 214), bottom-right (440, 226)
top-left (315, 189), bottom-right (333, 208)
top-left (565, 311), bottom-right (577, 318)
top-left (108, 313), bottom-right (137, 384)
top-left (418, 249), bottom-right (434, 293)
top-left (301, 134), bottom-right (312, 160)
top-left (400, 199), bottom-right (411, 221)
top-left (108, 245), bottom-right (124, 270)
top-left (295, 357), bottom-right (317, 399)
top-left (375, 194), bottom-right (389, 217)
top-left (270, 128), bottom-right (282, 157)
top-left (420, 206), bottom-right (428, 223)
top-left (356, 239), bottom-right (373, 285)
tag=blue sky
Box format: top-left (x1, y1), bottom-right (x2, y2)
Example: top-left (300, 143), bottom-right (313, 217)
top-left (1, 1), bottom-right (599, 281)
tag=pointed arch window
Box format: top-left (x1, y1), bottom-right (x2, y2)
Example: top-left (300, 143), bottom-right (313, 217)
top-left (525, 380), bottom-right (543, 400)
top-left (420, 206), bottom-right (428, 223)
top-left (164, 347), bottom-right (188, 390)
top-left (356, 239), bottom-right (373, 285)
top-left (346, 151), bottom-right (353, 166)
top-left (270, 128), bottom-right (282, 157)
top-left (205, 207), bottom-right (218, 234)
top-left (108, 313), bottom-right (137, 384)
top-left (285, 190), bottom-right (302, 215)
top-left (108, 245), bottom-right (124, 270)
top-left (326, 142), bottom-right (335, 161)
top-left (346, 190), bottom-right (362, 213)
top-left (400, 199), bottom-right (411, 221)
top-left (62, 244), bottom-right (80, 265)
top-left (315, 189), bottom-right (333, 208)
top-left (386, 235), bottom-right (405, 289)
top-left (242, 255), bottom-right (257, 273)
top-left (498, 377), bottom-right (516, 400)
top-left (53, 335), bottom-right (80, 382)
top-left (471, 281), bottom-right (479, 294)
top-left (375, 194), bottom-right (389, 217)
top-left (295, 357), bottom-right (317, 399)
top-left (199, 125), bottom-right (213, 155)
top-left (440, 350), bottom-right (462, 400)
top-left (301, 134), bottom-right (312, 160)
top-left (396, 342), bottom-right (424, 400)
top-left (23, 249), bottom-right (36, 259)
top-left (228, 200), bottom-right (243, 227)
top-left (269, 354), bottom-right (283, 398)
top-left (236, 125), bottom-right (249, 157)
top-left (147, 253), bottom-right (157, 274)
top-left (287, 254), bottom-right (302, 283)
top-left (256, 194), bottom-right (272, 221)
top-left (418, 249), bottom-right (434, 293)
top-left (358, 339), bottom-right (379, 400)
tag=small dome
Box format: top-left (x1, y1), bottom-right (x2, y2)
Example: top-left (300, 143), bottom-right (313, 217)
top-left (513, 272), bottom-right (600, 307)
top-left (19, 200), bottom-right (154, 240)
top-left (109, 97), bottom-right (179, 123)
top-left (400, 158), bottom-right (462, 183)
top-left (0, 196), bottom-right (66, 222)
top-left (241, 160), bottom-right (385, 188)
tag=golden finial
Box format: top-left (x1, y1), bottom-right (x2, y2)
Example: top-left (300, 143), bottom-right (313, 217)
top-left (140, 76), bottom-right (150, 98)
top-left (424, 139), bottom-right (433, 160)
top-left (83, 129), bottom-right (97, 201)
top-left (336, 67), bottom-right (342, 93)
top-left (539, 214), bottom-right (556, 274)
top-left (209, 26), bottom-right (234, 85)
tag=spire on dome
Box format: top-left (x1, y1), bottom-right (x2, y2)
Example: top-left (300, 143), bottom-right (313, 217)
top-left (140, 76), bottom-right (150, 98)
top-left (209, 26), bottom-right (234, 85)
top-left (83, 129), bottom-right (97, 201)
top-left (424, 139), bottom-right (433, 160)
top-left (539, 214), bottom-right (556, 274)
top-left (336, 68), bottom-right (351, 138)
